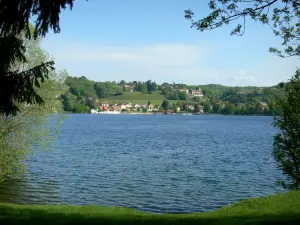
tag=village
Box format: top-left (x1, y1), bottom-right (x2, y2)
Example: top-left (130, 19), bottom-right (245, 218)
top-left (90, 88), bottom-right (206, 114)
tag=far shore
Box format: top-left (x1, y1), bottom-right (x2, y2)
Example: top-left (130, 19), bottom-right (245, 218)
top-left (67, 112), bottom-right (272, 116)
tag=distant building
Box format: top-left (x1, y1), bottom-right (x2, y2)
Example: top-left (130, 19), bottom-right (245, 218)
top-left (190, 88), bottom-right (203, 97)
top-left (259, 102), bottom-right (269, 112)
top-left (99, 105), bottom-right (110, 111)
top-left (179, 88), bottom-right (189, 94)
top-left (125, 103), bottom-right (132, 108)
top-left (90, 109), bottom-right (99, 114)
top-left (167, 110), bottom-right (174, 114)
top-left (99, 103), bottom-right (110, 107)
top-left (120, 104), bottom-right (127, 110)
top-left (186, 105), bottom-right (195, 111)
top-left (109, 105), bottom-right (121, 111)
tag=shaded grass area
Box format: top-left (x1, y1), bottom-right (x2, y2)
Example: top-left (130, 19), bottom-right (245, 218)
top-left (105, 92), bottom-right (165, 100)
top-left (101, 99), bottom-right (164, 105)
top-left (101, 92), bottom-right (165, 105)
top-left (0, 191), bottom-right (300, 224)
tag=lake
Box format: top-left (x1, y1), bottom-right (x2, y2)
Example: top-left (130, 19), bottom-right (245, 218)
top-left (0, 114), bottom-right (285, 213)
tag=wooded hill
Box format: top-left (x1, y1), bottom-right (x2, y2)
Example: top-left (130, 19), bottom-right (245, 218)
top-left (61, 76), bottom-right (284, 115)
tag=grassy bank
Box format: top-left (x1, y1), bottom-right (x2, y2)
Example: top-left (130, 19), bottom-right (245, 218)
top-left (101, 92), bottom-right (165, 105)
top-left (0, 191), bottom-right (299, 224)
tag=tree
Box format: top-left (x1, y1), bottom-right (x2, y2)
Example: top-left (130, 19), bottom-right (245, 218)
top-left (0, 30), bottom-right (66, 182)
top-left (194, 104), bottom-right (200, 113)
top-left (178, 91), bottom-right (187, 100)
top-left (161, 100), bottom-right (169, 111)
top-left (273, 70), bottom-right (300, 189)
top-left (137, 83), bottom-right (148, 94)
top-left (152, 82), bottom-right (157, 92)
top-left (0, 0), bottom-right (75, 115)
top-left (185, 0), bottom-right (299, 57)
top-left (222, 103), bottom-right (236, 115)
top-left (146, 80), bottom-right (152, 93)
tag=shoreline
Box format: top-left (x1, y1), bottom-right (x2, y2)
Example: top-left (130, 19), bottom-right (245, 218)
top-left (0, 191), bottom-right (298, 224)
top-left (81, 112), bottom-right (272, 116)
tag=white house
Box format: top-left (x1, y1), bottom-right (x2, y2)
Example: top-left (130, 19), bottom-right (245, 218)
top-left (120, 104), bottom-right (127, 110)
top-left (126, 103), bottom-right (132, 108)
top-left (90, 109), bottom-right (99, 114)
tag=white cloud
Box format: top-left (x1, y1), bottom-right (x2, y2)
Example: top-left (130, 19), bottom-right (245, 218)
top-left (229, 70), bottom-right (256, 84)
top-left (46, 42), bottom-right (208, 67)
top-left (42, 40), bottom-right (299, 86)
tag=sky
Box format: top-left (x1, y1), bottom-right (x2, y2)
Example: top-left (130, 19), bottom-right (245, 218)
top-left (41, 0), bottom-right (299, 86)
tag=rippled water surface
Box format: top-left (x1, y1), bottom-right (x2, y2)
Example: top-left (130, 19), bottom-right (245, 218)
top-left (0, 115), bottom-right (285, 213)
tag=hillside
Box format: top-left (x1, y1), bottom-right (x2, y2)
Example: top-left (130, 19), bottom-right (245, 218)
top-left (102, 92), bottom-right (165, 105)
top-left (0, 191), bottom-right (299, 224)
top-left (61, 76), bottom-right (284, 115)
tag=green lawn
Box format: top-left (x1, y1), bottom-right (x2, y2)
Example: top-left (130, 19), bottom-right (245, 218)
top-left (101, 92), bottom-right (165, 105)
top-left (105, 92), bottom-right (165, 100)
top-left (100, 92), bottom-right (200, 105)
top-left (0, 191), bottom-right (300, 224)
top-left (101, 99), bottom-right (164, 105)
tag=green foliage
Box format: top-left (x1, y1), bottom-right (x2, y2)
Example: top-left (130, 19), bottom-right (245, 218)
top-left (105, 92), bottom-right (164, 101)
top-left (185, 0), bottom-right (300, 57)
top-left (0, 28), bottom-right (55, 115)
top-left (94, 82), bottom-right (122, 98)
top-left (0, 71), bottom-right (66, 183)
top-left (0, 27), bottom-right (66, 182)
top-left (136, 82), bottom-right (148, 94)
top-left (194, 104), bottom-right (200, 113)
top-left (142, 108), bottom-right (147, 113)
top-left (161, 100), bottom-right (169, 111)
top-left (222, 103), bottom-right (236, 115)
top-left (0, 0), bottom-right (75, 115)
top-left (273, 69), bottom-right (300, 189)
top-left (0, 191), bottom-right (300, 224)
top-left (62, 76), bottom-right (284, 115)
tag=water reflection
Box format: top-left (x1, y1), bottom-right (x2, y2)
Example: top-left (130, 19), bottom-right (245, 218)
top-left (0, 176), bottom-right (60, 204)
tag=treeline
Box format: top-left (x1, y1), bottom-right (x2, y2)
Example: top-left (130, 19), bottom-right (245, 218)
top-left (61, 76), bottom-right (284, 115)
top-left (61, 76), bottom-right (121, 113)
top-left (61, 77), bottom-right (159, 112)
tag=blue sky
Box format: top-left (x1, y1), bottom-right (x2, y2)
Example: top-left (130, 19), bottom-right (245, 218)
top-left (42, 0), bottom-right (299, 86)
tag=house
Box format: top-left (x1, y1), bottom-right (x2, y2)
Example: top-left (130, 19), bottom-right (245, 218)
top-left (148, 104), bottom-right (154, 109)
top-left (90, 109), bottom-right (99, 114)
top-left (133, 104), bottom-right (140, 109)
top-left (190, 88), bottom-right (204, 97)
top-left (167, 109), bottom-right (174, 114)
top-left (109, 105), bottom-right (121, 111)
top-left (186, 105), bottom-right (195, 111)
top-left (99, 103), bottom-right (110, 107)
top-left (179, 88), bottom-right (189, 94)
top-left (126, 103), bottom-right (132, 108)
top-left (259, 102), bottom-right (269, 111)
top-left (100, 105), bottom-right (110, 111)
top-left (120, 104), bottom-right (127, 110)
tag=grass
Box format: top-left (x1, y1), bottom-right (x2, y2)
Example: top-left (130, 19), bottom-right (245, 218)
top-left (100, 92), bottom-right (199, 105)
top-left (0, 191), bottom-right (300, 224)
top-left (101, 92), bottom-right (165, 105)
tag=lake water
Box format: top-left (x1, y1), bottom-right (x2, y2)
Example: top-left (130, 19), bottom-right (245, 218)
top-left (0, 114), bottom-right (285, 213)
